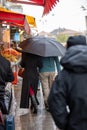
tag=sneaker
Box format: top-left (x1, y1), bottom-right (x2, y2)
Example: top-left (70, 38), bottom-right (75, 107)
top-left (44, 102), bottom-right (50, 112)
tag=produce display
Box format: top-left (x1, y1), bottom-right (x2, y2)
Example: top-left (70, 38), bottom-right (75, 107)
top-left (1, 48), bottom-right (21, 62)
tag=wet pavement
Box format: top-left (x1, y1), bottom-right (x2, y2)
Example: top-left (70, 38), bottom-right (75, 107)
top-left (12, 77), bottom-right (59, 130)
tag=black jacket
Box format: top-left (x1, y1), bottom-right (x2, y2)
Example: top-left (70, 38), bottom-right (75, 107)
top-left (0, 55), bottom-right (14, 113)
top-left (0, 55), bottom-right (14, 88)
top-left (48, 45), bottom-right (87, 130)
top-left (20, 53), bottom-right (42, 108)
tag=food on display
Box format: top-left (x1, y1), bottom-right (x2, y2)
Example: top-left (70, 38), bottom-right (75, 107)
top-left (1, 48), bottom-right (21, 62)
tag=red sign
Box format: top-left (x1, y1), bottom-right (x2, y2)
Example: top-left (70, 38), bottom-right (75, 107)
top-left (6, 0), bottom-right (45, 5)
top-left (0, 11), bottom-right (25, 26)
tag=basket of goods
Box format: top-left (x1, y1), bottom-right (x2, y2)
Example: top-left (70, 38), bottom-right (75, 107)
top-left (1, 48), bottom-right (21, 62)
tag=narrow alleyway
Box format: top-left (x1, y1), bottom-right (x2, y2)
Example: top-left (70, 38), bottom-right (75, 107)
top-left (12, 77), bottom-right (58, 130)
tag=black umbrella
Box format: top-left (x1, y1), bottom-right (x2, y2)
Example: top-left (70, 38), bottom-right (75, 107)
top-left (18, 36), bottom-right (66, 57)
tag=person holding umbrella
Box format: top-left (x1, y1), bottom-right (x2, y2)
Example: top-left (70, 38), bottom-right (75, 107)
top-left (48, 35), bottom-right (87, 130)
top-left (20, 52), bottom-right (42, 113)
top-left (18, 36), bottom-right (66, 112)
top-left (39, 56), bottom-right (61, 111)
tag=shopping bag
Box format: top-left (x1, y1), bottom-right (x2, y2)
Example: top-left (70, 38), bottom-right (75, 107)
top-left (4, 87), bottom-right (12, 114)
top-left (5, 115), bottom-right (15, 130)
top-left (0, 83), bottom-right (12, 114)
top-left (18, 68), bottom-right (24, 78)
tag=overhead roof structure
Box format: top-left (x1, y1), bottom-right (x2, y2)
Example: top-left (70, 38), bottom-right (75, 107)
top-left (0, 7), bottom-right (36, 27)
top-left (6, 0), bottom-right (59, 16)
top-left (0, 7), bottom-right (36, 34)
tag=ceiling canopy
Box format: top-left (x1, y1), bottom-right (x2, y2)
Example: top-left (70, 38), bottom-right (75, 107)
top-left (6, 0), bottom-right (59, 16)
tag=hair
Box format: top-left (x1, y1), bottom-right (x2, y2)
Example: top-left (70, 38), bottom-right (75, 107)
top-left (67, 35), bottom-right (86, 48)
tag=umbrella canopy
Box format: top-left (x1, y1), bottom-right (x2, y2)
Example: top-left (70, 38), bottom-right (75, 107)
top-left (6, 0), bottom-right (59, 16)
top-left (18, 36), bottom-right (66, 57)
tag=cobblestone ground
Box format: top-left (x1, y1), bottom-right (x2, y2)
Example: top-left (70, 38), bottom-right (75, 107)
top-left (11, 77), bottom-right (59, 130)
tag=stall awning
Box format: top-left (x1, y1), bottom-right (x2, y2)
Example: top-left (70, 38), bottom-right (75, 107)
top-left (6, 0), bottom-right (59, 16)
top-left (0, 7), bottom-right (36, 27)
top-left (6, 0), bottom-right (44, 5)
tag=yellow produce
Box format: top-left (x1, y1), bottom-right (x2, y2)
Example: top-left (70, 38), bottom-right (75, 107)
top-left (1, 48), bottom-right (21, 62)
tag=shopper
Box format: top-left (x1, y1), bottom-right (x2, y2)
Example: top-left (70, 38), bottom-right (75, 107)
top-left (48, 35), bottom-right (87, 130)
top-left (39, 56), bottom-right (61, 111)
top-left (20, 52), bottom-right (42, 113)
top-left (0, 48), bottom-right (14, 113)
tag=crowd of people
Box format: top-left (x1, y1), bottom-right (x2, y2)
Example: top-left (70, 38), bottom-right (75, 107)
top-left (0, 35), bottom-right (87, 130)
top-left (19, 52), bottom-right (61, 113)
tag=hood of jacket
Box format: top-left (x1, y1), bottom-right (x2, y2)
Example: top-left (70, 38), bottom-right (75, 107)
top-left (60, 45), bottom-right (87, 73)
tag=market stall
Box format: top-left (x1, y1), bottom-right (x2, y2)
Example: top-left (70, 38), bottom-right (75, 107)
top-left (0, 7), bottom-right (36, 32)
top-left (0, 4), bottom-right (38, 129)
top-left (0, 7), bottom-right (37, 85)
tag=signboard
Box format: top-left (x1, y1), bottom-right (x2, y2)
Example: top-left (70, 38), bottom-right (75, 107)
top-left (6, 0), bottom-right (44, 5)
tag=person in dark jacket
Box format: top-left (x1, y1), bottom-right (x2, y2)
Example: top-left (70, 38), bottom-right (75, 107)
top-left (0, 51), bottom-right (14, 114)
top-left (48, 35), bottom-right (87, 130)
top-left (20, 52), bottom-right (42, 113)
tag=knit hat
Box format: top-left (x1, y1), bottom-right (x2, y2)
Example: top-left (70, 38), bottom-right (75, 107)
top-left (67, 35), bottom-right (86, 48)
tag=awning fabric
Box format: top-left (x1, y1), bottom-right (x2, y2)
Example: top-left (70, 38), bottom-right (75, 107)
top-left (0, 7), bottom-right (36, 27)
top-left (6, 0), bottom-right (59, 16)
top-left (0, 11), bottom-right (25, 27)
top-left (6, 0), bottom-right (44, 5)
top-left (26, 15), bottom-right (36, 27)
top-left (42, 0), bottom-right (59, 16)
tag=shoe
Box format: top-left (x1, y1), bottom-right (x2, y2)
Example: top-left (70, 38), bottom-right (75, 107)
top-left (45, 105), bottom-right (50, 112)
top-left (45, 102), bottom-right (50, 112)
top-left (30, 106), bottom-right (37, 113)
top-left (31, 95), bottom-right (38, 114)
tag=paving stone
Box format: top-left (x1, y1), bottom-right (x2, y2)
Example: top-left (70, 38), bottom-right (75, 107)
top-left (13, 79), bottom-right (59, 130)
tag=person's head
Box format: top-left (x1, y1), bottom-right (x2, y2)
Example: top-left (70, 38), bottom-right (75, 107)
top-left (66, 35), bottom-right (86, 49)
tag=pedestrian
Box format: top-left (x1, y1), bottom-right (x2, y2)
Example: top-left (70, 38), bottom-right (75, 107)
top-left (0, 47), bottom-right (14, 128)
top-left (0, 47), bottom-right (14, 112)
top-left (20, 52), bottom-right (42, 113)
top-left (39, 56), bottom-right (61, 111)
top-left (48, 35), bottom-right (87, 130)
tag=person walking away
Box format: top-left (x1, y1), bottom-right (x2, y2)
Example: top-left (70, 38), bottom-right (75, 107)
top-left (20, 52), bottom-right (42, 113)
top-left (48, 35), bottom-right (87, 130)
top-left (39, 56), bottom-right (61, 111)
top-left (0, 47), bottom-right (14, 128)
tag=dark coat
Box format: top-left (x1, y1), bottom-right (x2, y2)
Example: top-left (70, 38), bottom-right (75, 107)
top-left (0, 124), bottom-right (4, 130)
top-left (0, 55), bottom-right (14, 113)
top-left (0, 55), bottom-right (14, 89)
top-left (48, 45), bottom-right (87, 130)
top-left (20, 53), bottom-right (42, 108)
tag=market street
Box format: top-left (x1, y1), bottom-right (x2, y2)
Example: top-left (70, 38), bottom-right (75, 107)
top-left (12, 77), bottom-right (59, 130)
